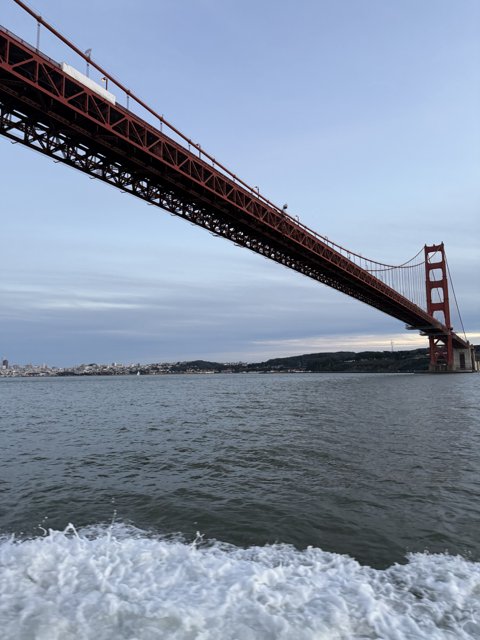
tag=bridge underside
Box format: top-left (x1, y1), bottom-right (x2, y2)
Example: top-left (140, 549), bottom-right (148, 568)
top-left (0, 26), bottom-right (470, 354)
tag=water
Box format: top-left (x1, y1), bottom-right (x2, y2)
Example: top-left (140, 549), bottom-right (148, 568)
top-left (1, 372), bottom-right (479, 638)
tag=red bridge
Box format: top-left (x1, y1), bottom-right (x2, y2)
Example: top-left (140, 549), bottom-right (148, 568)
top-left (0, 2), bottom-right (476, 372)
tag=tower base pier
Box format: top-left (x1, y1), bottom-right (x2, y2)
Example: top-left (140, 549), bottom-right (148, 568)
top-left (428, 343), bottom-right (478, 372)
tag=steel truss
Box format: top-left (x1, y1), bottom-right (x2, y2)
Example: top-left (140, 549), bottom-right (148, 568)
top-left (0, 25), bottom-right (469, 348)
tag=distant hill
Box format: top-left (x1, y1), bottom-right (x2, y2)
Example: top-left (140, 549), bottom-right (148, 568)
top-left (174, 345), bottom-right (479, 374)
top-left (171, 348), bottom-right (432, 374)
top-left (250, 348), bottom-right (430, 373)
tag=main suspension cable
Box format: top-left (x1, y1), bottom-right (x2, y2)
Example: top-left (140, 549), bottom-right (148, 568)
top-left (446, 259), bottom-right (468, 342)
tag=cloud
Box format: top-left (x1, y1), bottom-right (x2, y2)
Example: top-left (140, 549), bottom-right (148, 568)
top-left (251, 332), bottom-right (425, 353)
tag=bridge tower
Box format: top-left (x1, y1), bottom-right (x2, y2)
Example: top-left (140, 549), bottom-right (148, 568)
top-left (424, 243), bottom-right (453, 371)
top-left (424, 244), bottom-right (477, 372)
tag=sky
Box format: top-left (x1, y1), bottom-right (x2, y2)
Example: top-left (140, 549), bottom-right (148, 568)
top-left (1, 0), bottom-right (479, 366)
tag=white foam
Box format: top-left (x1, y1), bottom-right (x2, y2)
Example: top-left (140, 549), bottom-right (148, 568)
top-left (1, 524), bottom-right (479, 639)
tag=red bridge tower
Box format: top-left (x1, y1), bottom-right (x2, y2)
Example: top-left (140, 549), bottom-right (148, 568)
top-left (425, 244), bottom-right (477, 372)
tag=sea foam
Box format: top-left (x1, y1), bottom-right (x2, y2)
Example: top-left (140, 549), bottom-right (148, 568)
top-left (0, 524), bottom-right (479, 639)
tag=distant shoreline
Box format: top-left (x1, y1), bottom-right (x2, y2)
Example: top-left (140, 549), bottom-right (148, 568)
top-left (6, 347), bottom-right (473, 377)
top-left (1, 370), bottom-right (418, 379)
top-left (3, 346), bottom-right (478, 378)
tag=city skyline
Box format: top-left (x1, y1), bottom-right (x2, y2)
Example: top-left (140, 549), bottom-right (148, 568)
top-left (2, 0), bottom-right (479, 367)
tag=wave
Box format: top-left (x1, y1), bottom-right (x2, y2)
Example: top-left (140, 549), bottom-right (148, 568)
top-left (0, 523), bottom-right (479, 639)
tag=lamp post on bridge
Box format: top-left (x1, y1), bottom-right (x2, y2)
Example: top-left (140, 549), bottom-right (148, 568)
top-left (85, 48), bottom-right (92, 77)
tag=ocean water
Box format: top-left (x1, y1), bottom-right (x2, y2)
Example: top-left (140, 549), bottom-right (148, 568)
top-left (1, 372), bottom-right (479, 638)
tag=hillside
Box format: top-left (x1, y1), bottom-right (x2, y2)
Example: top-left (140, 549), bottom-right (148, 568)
top-left (170, 348), bottom-right (432, 374)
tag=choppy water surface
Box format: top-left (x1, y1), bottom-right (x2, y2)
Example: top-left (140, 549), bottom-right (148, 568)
top-left (1, 372), bottom-right (479, 638)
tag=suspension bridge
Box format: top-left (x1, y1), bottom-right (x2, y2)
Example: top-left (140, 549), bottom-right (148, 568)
top-left (0, 1), bottom-right (477, 373)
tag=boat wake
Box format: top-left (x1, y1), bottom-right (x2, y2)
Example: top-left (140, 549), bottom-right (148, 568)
top-left (0, 523), bottom-right (479, 639)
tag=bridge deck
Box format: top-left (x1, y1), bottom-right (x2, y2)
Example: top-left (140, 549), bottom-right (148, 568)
top-left (0, 26), bottom-right (468, 350)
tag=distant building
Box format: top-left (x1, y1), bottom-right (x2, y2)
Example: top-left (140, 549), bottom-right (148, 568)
top-left (1, 359), bottom-right (8, 370)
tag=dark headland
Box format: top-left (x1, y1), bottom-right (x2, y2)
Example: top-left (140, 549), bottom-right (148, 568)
top-left (53, 346), bottom-right (478, 376)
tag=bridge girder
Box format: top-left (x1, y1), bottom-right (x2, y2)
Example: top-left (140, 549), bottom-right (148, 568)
top-left (0, 25), bottom-right (469, 350)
